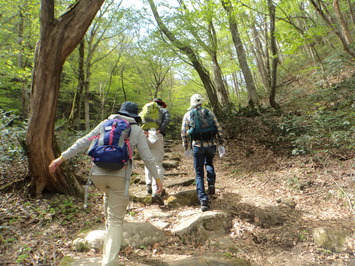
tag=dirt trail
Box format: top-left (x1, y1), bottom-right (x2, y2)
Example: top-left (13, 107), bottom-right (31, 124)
top-left (1, 139), bottom-right (353, 265)
top-left (125, 140), bottom-right (354, 265)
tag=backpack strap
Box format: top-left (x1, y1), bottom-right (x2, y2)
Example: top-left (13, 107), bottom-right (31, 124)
top-left (126, 122), bottom-right (137, 160)
top-left (109, 121), bottom-right (118, 145)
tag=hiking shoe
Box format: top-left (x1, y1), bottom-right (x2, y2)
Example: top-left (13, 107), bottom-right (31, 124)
top-left (161, 188), bottom-right (167, 197)
top-left (200, 200), bottom-right (209, 212)
top-left (208, 185), bottom-right (215, 195)
top-left (146, 184), bottom-right (152, 195)
top-left (152, 194), bottom-right (164, 206)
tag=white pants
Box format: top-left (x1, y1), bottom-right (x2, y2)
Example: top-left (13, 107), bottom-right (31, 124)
top-left (145, 133), bottom-right (165, 194)
top-left (92, 174), bottom-right (129, 266)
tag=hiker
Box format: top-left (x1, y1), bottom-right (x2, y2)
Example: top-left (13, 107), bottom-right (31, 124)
top-left (139, 98), bottom-right (170, 196)
top-left (181, 94), bottom-right (225, 212)
top-left (49, 101), bottom-right (163, 266)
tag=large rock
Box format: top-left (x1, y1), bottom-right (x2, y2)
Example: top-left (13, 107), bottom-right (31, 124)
top-left (164, 152), bottom-right (182, 161)
top-left (72, 228), bottom-right (106, 252)
top-left (165, 190), bottom-right (199, 208)
top-left (163, 160), bottom-right (180, 169)
top-left (123, 222), bottom-right (166, 248)
top-left (158, 254), bottom-right (250, 265)
top-left (72, 222), bottom-right (166, 252)
top-left (171, 211), bottom-right (233, 244)
top-left (312, 227), bottom-right (351, 252)
top-left (165, 177), bottom-right (195, 188)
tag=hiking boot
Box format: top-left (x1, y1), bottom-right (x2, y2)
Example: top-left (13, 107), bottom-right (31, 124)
top-left (200, 200), bottom-right (209, 212)
top-left (146, 184), bottom-right (152, 195)
top-left (161, 188), bottom-right (167, 197)
top-left (152, 194), bottom-right (164, 206)
top-left (208, 185), bottom-right (215, 195)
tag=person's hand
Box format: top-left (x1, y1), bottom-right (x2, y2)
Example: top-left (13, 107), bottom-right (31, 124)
top-left (143, 130), bottom-right (149, 138)
top-left (49, 156), bottom-right (64, 173)
top-left (155, 178), bottom-right (163, 194)
top-left (184, 150), bottom-right (191, 159)
top-left (218, 145), bottom-right (225, 158)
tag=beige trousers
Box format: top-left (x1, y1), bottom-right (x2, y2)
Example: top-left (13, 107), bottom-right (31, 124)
top-left (145, 133), bottom-right (165, 194)
top-left (92, 174), bottom-right (129, 266)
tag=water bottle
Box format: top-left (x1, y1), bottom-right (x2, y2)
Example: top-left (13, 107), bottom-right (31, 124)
top-left (148, 128), bottom-right (158, 143)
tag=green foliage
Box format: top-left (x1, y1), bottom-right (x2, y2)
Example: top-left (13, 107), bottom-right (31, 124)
top-left (46, 196), bottom-right (82, 224)
top-left (74, 241), bottom-right (90, 252)
top-left (0, 110), bottom-right (28, 177)
top-left (59, 256), bottom-right (75, 266)
top-left (223, 252), bottom-right (233, 258)
top-left (0, 0), bottom-right (39, 113)
top-left (4, 237), bottom-right (17, 244)
top-left (287, 176), bottom-right (302, 191)
top-left (16, 253), bottom-right (30, 264)
top-left (298, 230), bottom-right (310, 242)
top-left (23, 196), bottom-right (84, 226)
top-left (278, 77), bottom-right (354, 158)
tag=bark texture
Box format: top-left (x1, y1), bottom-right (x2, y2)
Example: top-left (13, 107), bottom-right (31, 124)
top-left (26, 0), bottom-right (105, 197)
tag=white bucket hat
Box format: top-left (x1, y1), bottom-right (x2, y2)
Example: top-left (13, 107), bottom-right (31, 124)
top-left (188, 94), bottom-right (204, 110)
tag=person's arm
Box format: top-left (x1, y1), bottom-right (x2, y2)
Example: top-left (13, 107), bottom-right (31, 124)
top-left (158, 108), bottom-right (170, 135)
top-left (136, 128), bottom-right (163, 193)
top-left (210, 112), bottom-right (225, 144)
top-left (49, 156), bottom-right (64, 173)
top-left (48, 121), bottom-right (104, 173)
top-left (181, 112), bottom-right (190, 150)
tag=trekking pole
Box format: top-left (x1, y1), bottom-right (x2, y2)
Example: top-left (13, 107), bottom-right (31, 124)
top-left (84, 174), bottom-right (92, 208)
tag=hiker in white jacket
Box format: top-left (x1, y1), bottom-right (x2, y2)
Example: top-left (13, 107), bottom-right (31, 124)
top-left (142, 98), bottom-right (170, 197)
top-left (49, 101), bottom-right (163, 266)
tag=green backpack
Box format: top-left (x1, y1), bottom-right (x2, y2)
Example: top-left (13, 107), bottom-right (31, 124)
top-left (188, 107), bottom-right (217, 141)
top-left (139, 102), bottom-right (162, 130)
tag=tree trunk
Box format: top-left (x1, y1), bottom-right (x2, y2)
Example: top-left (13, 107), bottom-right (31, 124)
top-left (232, 72), bottom-right (240, 98)
top-left (69, 40), bottom-right (85, 130)
top-left (221, 0), bottom-right (259, 107)
top-left (148, 0), bottom-right (220, 113)
top-left (347, 0), bottom-right (355, 26)
top-left (268, 0), bottom-right (280, 110)
top-left (309, 0), bottom-right (355, 58)
top-left (120, 66), bottom-right (127, 101)
top-left (26, 0), bottom-right (105, 198)
top-left (208, 22), bottom-right (230, 107)
top-left (333, 0), bottom-right (352, 45)
top-left (18, 9), bottom-right (30, 118)
top-left (250, 23), bottom-right (269, 90)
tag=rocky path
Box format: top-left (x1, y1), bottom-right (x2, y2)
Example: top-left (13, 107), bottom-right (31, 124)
top-left (71, 139), bottom-right (354, 265)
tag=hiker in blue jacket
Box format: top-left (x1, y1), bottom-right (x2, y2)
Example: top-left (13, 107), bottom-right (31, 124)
top-left (49, 101), bottom-right (163, 266)
top-left (181, 94), bottom-right (224, 212)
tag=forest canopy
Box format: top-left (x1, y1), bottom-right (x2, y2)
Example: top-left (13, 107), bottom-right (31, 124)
top-left (1, 0), bottom-right (353, 120)
top-left (0, 0), bottom-right (354, 196)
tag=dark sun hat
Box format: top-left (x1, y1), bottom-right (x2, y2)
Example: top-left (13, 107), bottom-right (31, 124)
top-left (117, 101), bottom-right (140, 118)
top-left (153, 98), bottom-right (167, 108)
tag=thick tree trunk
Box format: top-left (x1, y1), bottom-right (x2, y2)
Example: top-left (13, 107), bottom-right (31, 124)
top-left (221, 0), bottom-right (259, 107)
top-left (26, 0), bottom-right (105, 198)
top-left (148, 0), bottom-right (220, 113)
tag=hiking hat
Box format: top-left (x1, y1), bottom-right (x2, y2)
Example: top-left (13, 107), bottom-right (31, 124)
top-left (188, 94), bottom-right (204, 110)
top-left (153, 98), bottom-right (167, 108)
top-left (117, 101), bottom-right (140, 118)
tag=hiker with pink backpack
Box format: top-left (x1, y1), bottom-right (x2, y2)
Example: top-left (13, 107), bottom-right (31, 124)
top-left (49, 101), bottom-right (163, 266)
